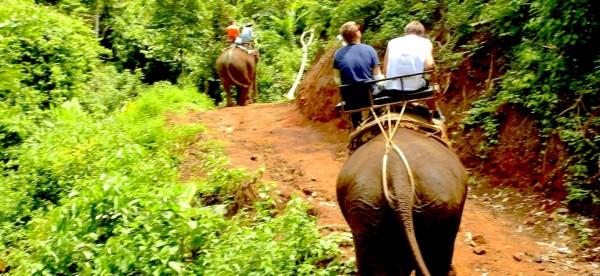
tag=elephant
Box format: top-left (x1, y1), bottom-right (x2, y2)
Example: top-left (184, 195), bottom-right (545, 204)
top-left (337, 118), bottom-right (467, 276)
top-left (215, 46), bottom-right (259, 106)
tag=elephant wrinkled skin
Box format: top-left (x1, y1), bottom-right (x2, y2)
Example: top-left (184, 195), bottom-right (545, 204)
top-left (337, 127), bottom-right (467, 276)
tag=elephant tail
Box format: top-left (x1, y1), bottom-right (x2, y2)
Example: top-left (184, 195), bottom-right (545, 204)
top-left (224, 47), bottom-right (250, 88)
top-left (383, 146), bottom-right (431, 276)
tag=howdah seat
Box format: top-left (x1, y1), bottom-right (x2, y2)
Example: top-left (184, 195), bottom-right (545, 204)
top-left (338, 71), bottom-right (436, 113)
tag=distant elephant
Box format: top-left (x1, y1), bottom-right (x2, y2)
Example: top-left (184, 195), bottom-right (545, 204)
top-left (215, 46), bottom-right (258, 106)
top-left (337, 116), bottom-right (467, 276)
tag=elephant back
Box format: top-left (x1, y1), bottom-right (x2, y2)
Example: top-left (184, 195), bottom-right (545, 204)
top-left (216, 46), bottom-right (256, 87)
top-left (347, 109), bottom-right (449, 152)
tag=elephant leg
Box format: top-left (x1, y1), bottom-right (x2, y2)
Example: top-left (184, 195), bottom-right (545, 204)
top-left (415, 215), bottom-right (462, 276)
top-left (223, 81), bottom-right (234, 107)
top-left (238, 86), bottom-right (250, 106)
top-left (344, 204), bottom-right (415, 276)
top-left (353, 226), bottom-right (415, 276)
top-left (246, 83), bottom-right (255, 104)
top-left (251, 71), bottom-right (258, 101)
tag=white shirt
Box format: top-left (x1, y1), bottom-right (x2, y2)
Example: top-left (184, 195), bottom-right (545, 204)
top-left (384, 34), bottom-right (432, 91)
top-left (240, 27), bottom-right (253, 43)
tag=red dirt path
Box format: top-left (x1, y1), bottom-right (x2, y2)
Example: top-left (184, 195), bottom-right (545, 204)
top-left (195, 102), bottom-right (599, 276)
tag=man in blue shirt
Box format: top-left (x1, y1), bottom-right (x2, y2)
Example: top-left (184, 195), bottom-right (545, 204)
top-left (333, 21), bottom-right (383, 128)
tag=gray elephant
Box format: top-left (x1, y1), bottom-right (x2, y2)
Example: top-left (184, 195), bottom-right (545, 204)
top-left (337, 126), bottom-right (467, 276)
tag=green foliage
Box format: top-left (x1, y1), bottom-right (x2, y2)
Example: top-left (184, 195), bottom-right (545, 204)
top-left (459, 0), bottom-right (599, 209)
top-left (256, 46), bottom-right (302, 102)
top-left (0, 0), bottom-right (107, 151)
top-left (329, 0), bottom-right (384, 43)
top-left (432, 0), bottom-right (486, 70)
top-left (107, 0), bottom-right (216, 84)
top-left (559, 215), bottom-right (594, 246)
top-left (0, 85), bottom-right (208, 224)
top-left (371, 0), bottom-right (439, 47)
top-left (82, 65), bottom-right (143, 115)
top-left (193, 140), bottom-right (251, 205)
top-left (462, 96), bottom-right (502, 158)
top-left (1, 84), bottom-right (352, 274)
top-left (198, 198), bottom-right (351, 275)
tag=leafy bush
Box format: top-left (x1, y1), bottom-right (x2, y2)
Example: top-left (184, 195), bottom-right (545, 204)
top-left (461, 0), bottom-right (599, 210)
top-left (81, 65), bottom-right (143, 115)
top-left (256, 46), bottom-right (302, 102)
top-left (1, 84), bottom-right (353, 274)
top-left (0, 0), bottom-right (107, 151)
top-left (108, 0), bottom-right (216, 84)
top-left (197, 198), bottom-right (350, 275)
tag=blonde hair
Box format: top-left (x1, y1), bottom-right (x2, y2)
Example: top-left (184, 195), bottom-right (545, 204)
top-left (404, 21), bottom-right (425, 36)
top-left (340, 21), bottom-right (360, 43)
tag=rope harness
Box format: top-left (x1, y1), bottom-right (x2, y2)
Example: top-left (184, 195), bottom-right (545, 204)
top-left (366, 105), bottom-right (446, 276)
top-left (223, 46), bottom-right (249, 88)
top-left (222, 45), bottom-right (258, 88)
top-left (355, 107), bottom-right (449, 209)
top-left (368, 103), bottom-right (418, 207)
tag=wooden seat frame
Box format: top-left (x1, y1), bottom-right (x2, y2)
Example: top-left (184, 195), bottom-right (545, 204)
top-left (338, 71), bottom-right (437, 113)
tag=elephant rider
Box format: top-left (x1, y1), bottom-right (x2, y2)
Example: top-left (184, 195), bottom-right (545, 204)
top-left (235, 22), bottom-right (259, 63)
top-left (238, 23), bottom-right (254, 47)
top-left (382, 20), bottom-right (445, 121)
top-left (226, 21), bottom-right (240, 44)
top-left (333, 21), bottom-right (383, 128)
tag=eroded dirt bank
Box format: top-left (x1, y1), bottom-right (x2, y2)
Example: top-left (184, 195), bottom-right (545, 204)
top-left (189, 102), bottom-right (599, 275)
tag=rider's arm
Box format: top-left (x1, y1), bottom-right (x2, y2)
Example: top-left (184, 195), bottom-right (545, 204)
top-left (382, 47), bottom-right (389, 76)
top-left (424, 55), bottom-right (435, 70)
top-left (333, 69), bottom-right (341, 85)
top-left (373, 64), bottom-right (381, 76)
top-left (424, 41), bottom-right (435, 70)
top-left (373, 64), bottom-right (383, 81)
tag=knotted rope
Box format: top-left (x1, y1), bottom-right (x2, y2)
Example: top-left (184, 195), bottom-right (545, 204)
top-left (369, 103), bottom-right (416, 204)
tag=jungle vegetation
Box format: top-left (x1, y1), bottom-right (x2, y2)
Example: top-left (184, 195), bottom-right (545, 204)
top-left (0, 0), bottom-right (598, 274)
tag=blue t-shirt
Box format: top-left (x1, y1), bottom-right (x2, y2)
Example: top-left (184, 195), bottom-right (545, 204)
top-left (333, 43), bottom-right (379, 84)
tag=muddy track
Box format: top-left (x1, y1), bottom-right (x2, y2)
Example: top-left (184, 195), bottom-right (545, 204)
top-left (188, 102), bottom-right (599, 275)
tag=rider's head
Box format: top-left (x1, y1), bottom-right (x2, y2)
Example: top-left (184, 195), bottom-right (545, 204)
top-left (340, 21), bottom-right (361, 44)
top-left (404, 21), bottom-right (425, 36)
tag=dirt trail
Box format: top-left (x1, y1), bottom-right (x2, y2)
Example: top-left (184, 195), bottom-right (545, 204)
top-left (196, 102), bottom-right (599, 276)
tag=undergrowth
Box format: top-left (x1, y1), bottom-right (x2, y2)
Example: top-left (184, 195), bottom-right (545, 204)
top-left (0, 84), bottom-right (354, 275)
top-left (442, 0), bottom-right (600, 214)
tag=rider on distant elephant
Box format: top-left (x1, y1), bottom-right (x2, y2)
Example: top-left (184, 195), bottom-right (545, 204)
top-left (226, 20), bottom-right (240, 44)
top-left (238, 23), bottom-right (254, 46)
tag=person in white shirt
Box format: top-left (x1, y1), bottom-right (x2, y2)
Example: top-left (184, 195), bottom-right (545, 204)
top-left (382, 21), bottom-right (434, 91)
top-left (382, 21), bottom-right (444, 120)
top-left (239, 23), bottom-right (254, 45)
